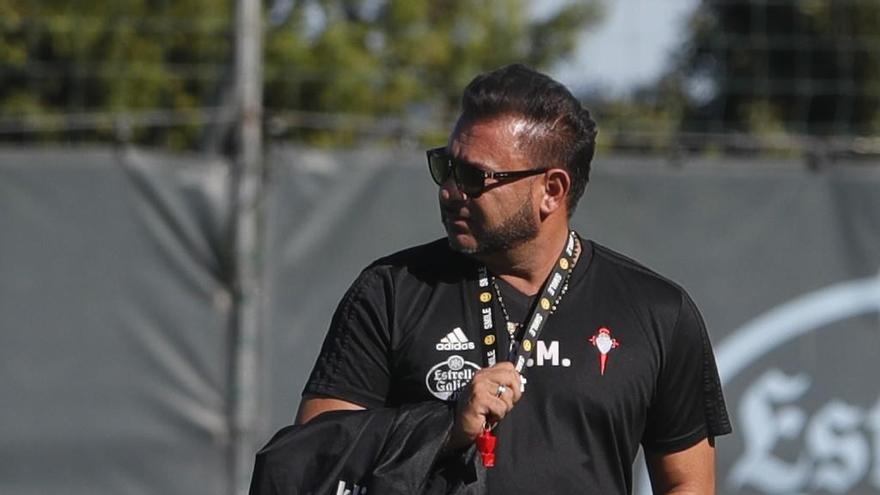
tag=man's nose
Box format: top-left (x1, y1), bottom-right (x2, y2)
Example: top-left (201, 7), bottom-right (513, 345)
top-left (439, 176), bottom-right (466, 202)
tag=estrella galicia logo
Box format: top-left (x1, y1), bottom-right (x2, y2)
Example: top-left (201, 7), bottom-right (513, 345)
top-left (425, 355), bottom-right (480, 400)
top-left (633, 272), bottom-right (880, 495)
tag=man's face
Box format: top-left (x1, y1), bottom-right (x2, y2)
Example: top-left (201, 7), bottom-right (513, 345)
top-left (439, 116), bottom-right (543, 255)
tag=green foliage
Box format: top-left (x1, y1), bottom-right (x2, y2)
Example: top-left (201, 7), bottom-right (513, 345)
top-left (0, 0), bottom-right (233, 147)
top-left (264, 0), bottom-right (600, 145)
top-left (592, 87), bottom-right (684, 155)
top-left (0, 0), bottom-right (600, 148)
top-left (674, 0), bottom-right (880, 138)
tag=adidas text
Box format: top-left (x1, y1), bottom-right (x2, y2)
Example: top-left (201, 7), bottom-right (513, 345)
top-left (435, 327), bottom-right (475, 351)
top-left (436, 341), bottom-right (475, 351)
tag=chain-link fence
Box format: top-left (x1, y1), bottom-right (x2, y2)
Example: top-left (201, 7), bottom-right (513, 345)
top-left (3, 0), bottom-right (880, 161)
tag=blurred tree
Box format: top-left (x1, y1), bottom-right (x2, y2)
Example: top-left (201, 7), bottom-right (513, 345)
top-left (0, 0), bottom-right (601, 148)
top-left (673, 0), bottom-right (880, 138)
top-left (263, 0), bottom-right (601, 144)
top-left (0, 0), bottom-right (233, 147)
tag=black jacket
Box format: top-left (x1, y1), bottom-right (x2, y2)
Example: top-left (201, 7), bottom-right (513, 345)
top-left (250, 402), bottom-right (485, 495)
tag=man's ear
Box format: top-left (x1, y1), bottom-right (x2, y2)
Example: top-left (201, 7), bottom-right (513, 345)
top-left (539, 168), bottom-right (570, 217)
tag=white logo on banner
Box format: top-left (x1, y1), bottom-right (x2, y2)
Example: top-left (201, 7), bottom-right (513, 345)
top-left (634, 271), bottom-right (880, 495)
top-left (729, 370), bottom-right (880, 493)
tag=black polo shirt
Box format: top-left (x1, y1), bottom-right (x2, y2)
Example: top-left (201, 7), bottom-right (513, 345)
top-left (304, 237), bottom-right (731, 493)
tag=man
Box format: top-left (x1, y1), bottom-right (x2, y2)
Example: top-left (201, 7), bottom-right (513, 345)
top-left (296, 64), bottom-right (731, 493)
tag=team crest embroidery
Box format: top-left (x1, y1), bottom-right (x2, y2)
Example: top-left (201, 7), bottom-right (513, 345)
top-left (589, 327), bottom-right (619, 376)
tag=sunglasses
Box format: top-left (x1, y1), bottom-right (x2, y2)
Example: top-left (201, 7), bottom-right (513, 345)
top-left (426, 147), bottom-right (549, 197)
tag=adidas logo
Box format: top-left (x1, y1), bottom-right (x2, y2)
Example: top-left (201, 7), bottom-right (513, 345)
top-left (436, 327), bottom-right (475, 351)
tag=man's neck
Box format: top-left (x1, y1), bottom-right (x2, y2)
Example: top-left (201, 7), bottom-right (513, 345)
top-left (475, 224), bottom-right (573, 296)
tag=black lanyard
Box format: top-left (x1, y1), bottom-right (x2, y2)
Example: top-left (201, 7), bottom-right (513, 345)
top-left (477, 231), bottom-right (578, 372)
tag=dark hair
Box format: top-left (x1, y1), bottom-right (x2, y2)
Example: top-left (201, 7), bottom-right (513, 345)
top-left (460, 64), bottom-right (598, 214)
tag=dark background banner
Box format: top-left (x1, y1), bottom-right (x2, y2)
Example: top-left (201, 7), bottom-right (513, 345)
top-left (3, 146), bottom-right (879, 494)
top-left (0, 148), bottom-right (233, 495)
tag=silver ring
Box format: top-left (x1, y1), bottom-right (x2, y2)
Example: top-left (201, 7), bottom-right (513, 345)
top-left (495, 384), bottom-right (507, 397)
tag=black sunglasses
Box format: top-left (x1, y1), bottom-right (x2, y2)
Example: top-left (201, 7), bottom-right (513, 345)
top-left (426, 147), bottom-right (548, 197)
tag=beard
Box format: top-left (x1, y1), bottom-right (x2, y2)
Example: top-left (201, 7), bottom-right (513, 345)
top-left (443, 195), bottom-right (539, 256)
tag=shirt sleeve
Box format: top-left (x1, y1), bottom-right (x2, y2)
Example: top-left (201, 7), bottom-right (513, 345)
top-left (641, 290), bottom-right (732, 453)
top-left (302, 267), bottom-right (393, 409)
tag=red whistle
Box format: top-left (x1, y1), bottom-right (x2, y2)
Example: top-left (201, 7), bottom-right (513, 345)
top-left (476, 429), bottom-right (497, 467)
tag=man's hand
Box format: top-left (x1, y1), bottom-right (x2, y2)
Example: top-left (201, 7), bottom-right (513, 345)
top-left (447, 362), bottom-right (523, 451)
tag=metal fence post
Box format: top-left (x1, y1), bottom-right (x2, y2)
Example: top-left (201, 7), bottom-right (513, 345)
top-left (230, 0), bottom-right (264, 493)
